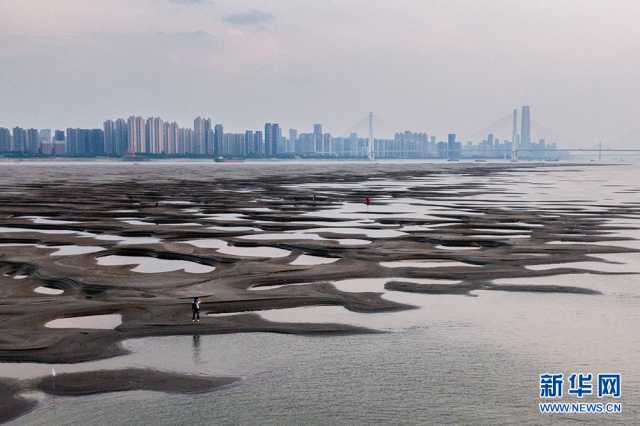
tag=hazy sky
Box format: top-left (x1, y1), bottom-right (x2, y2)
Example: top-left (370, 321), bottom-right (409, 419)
top-left (1, 0), bottom-right (639, 145)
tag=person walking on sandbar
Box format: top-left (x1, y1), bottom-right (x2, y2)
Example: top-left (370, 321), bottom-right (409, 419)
top-left (192, 296), bottom-right (201, 324)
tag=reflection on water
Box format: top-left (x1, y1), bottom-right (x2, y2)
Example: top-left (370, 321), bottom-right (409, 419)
top-left (192, 335), bottom-right (201, 365)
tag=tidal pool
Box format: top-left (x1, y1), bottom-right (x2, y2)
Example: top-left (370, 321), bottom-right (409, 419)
top-left (97, 255), bottom-right (215, 274)
top-left (45, 314), bottom-right (122, 330)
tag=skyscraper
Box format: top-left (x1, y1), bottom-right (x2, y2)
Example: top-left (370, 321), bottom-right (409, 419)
top-left (89, 129), bottom-right (105, 155)
top-left (127, 116), bottom-right (146, 154)
top-left (167, 122), bottom-right (179, 154)
top-left (520, 105), bottom-right (531, 146)
top-left (214, 124), bottom-right (224, 157)
top-left (289, 128), bottom-right (298, 154)
top-left (447, 133), bottom-right (459, 160)
top-left (26, 128), bottom-right (39, 153)
top-left (146, 117), bottom-right (164, 154)
top-left (245, 130), bottom-right (255, 156)
top-left (39, 129), bottom-right (51, 151)
top-left (115, 118), bottom-right (128, 155)
top-left (193, 117), bottom-right (205, 155)
top-left (512, 108), bottom-right (518, 145)
top-left (53, 130), bottom-right (65, 155)
top-left (104, 120), bottom-right (116, 154)
top-left (204, 118), bottom-right (213, 155)
top-left (104, 119), bottom-right (130, 156)
top-left (65, 128), bottom-right (79, 155)
top-left (264, 123), bottom-right (281, 157)
top-left (323, 133), bottom-right (331, 155)
top-left (313, 124), bottom-right (323, 153)
top-left (12, 127), bottom-right (27, 153)
top-left (254, 131), bottom-right (263, 156)
top-left (0, 128), bottom-right (11, 152)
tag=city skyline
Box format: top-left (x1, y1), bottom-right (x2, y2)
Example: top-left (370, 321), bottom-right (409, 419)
top-left (2, 1), bottom-right (640, 146)
top-left (0, 105), bottom-right (563, 160)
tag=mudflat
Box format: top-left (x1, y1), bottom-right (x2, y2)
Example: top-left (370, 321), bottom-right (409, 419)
top-left (0, 161), bottom-right (638, 422)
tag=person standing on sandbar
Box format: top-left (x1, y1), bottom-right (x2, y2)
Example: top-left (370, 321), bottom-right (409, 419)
top-left (192, 296), bottom-right (201, 324)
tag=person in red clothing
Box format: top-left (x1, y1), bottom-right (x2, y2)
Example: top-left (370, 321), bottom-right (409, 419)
top-left (364, 196), bottom-right (371, 206)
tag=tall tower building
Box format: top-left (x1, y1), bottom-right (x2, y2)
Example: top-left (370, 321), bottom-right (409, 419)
top-left (115, 118), bottom-right (128, 155)
top-left (447, 133), bottom-right (458, 160)
top-left (245, 130), bottom-right (255, 156)
top-left (520, 105), bottom-right (531, 146)
top-left (203, 118), bottom-right (213, 155)
top-left (25, 129), bottom-right (39, 153)
top-left (127, 116), bottom-right (146, 154)
top-left (167, 122), bottom-right (179, 154)
top-left (313, 124), bottom-right (323, 154)
top-left (162, 122), bottom-right (170, 154)
top-left (193, 117), bottom-right (205, 155)
top-left (0, 128), bottom-right (11, 152)
top-left (254, 131), bottom-right (264, 156)
top-left (289, 128), bottom-right (298, 154)
top-left (214, 124), bottom-right (224, 157)
top-left (12, 127), bottom-right (27, 153)
top-left (323, 133), bottom-right (331, 154)
top-left (512, 109), bottom-right (518, 145)
top-left (52, 130), bottom-right (65, 155)
top-left (264, 123), bottom-right (281, 157)
top-left (146, 117), bottom-right (164, 154)
top-left (39, 129), bottom-right (52, 152)
top-left (511, 108), bottom-right (519, 160)
top-left (104, 120), bottom-right (116, 155)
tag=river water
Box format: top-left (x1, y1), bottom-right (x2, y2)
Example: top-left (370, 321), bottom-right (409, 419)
top-left (2, 162), bottom-right (639, 425)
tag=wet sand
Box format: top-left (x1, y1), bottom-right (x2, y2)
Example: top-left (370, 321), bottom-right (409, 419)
top-left (0, 161), bottom-right (638, 422)
top-left (0, 368), bottom-right (237, 423)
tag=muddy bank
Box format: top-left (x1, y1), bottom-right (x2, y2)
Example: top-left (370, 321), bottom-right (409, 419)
top-left (0, 380), bottom-right (37, 424)
top-left (34, 368), bottom-right (239, 396)
top-left (0, 162), bottom-right (637, 368)
top-left (0, 368), bottom-right (237, 423)
top-left (385, 280), bottom-right (602, 295)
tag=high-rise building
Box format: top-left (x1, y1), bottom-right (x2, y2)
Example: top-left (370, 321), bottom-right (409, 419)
top-left (115, 119), bottom-right (128, 155)
top-left (214, 124), bottom-right (223, 157)
top-left (512, 109), bottom-right (518, 145)
top-left (204, 118), bottom-right (213, 155)
top-left (12, 127), bottom-right (27, 153)
top-left (26, 128), bottom-right (39, 153)
top-left (53, 130), bottom-right (65, 155)
top-left (323, 133), bottom-right (331, 155)
top-left (254, 131), bottom-right (264, 156)
top-left (264, 123), bottom-right (281, 157)
top-left (89, 129), bottom-right (105, 155)
top-left (313, 124), bottom-right (323, 153)
top-left (222, 133), bottom-right (246, 157)
top-left (104, 119), bottom-right (129, 156)
top-left (104, 120), bottom-right (116, 154)
top-left (245, 130), bottom-right (255, 156)
top-left (194, 116), bottom-right (209, 155)
top-left (39, 129), bottom-right (53, 155)
top-left (520, 105), bottom-right (531, 146)
top-left (145, 117), bottom-right (164, 154)
top-left (127, 116), bottom-right (146, 154)
top-left (288, 128), bottom-right (298, 154)
top-left (0, 128), bottom-right (11, 152)
top-left (65, 128), bottom-right (80, 155)
top-left (166, 122), bottom-right (179, 154)
top-left (178, 127), bottom-right (193, 154)
top-left (447, 133), bottom-right (459, 160)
